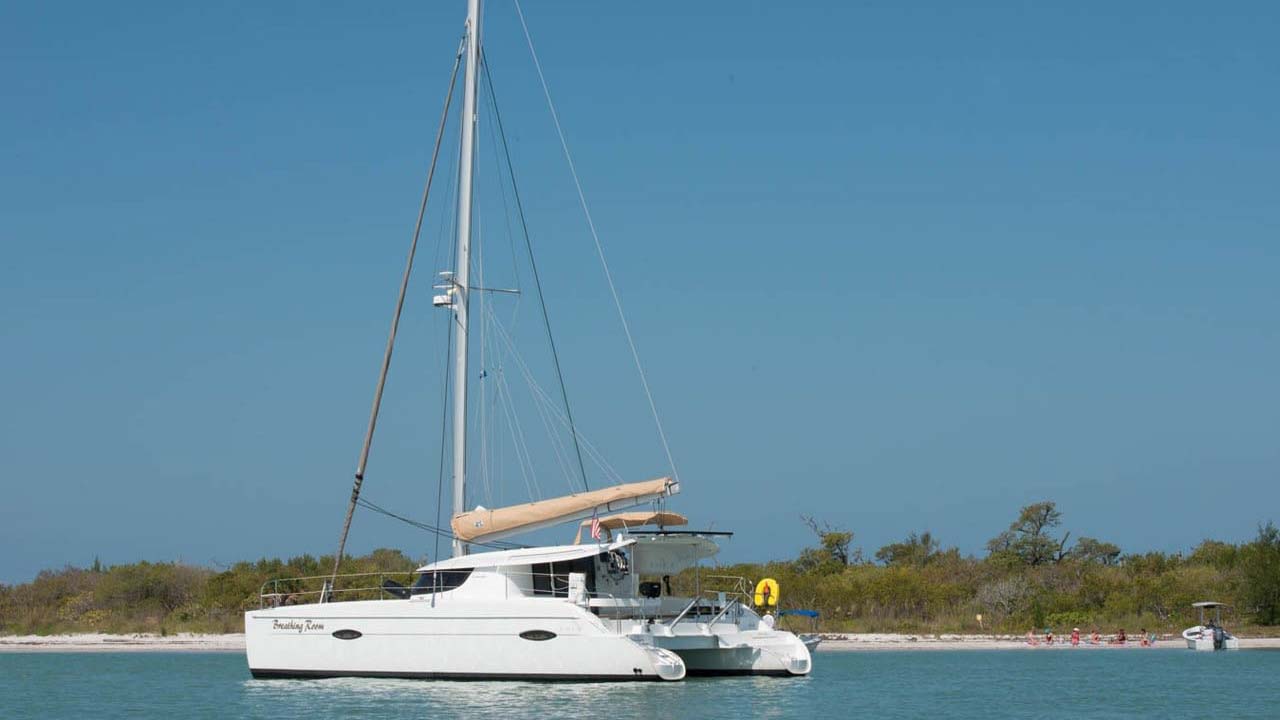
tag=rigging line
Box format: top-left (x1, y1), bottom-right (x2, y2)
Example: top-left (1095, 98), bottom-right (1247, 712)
top-left (480, 48), bottom-right (590, 494)
top-left (483, 308), bottom-right (577, 494)
top-left (357, 497), bottom-right (522, 550)
top-left (433, 273), bottom-right (455, 567)
top-left (511, 0), bottom-right (681, 484)
top-left (507, 346), bottom-right (624, 482)
top-left (473, 147), bottom-right (491, 508)
top-left (483, 305), bottom-right (622, 482)
top-left (430, 97), bottom-right (462, 305)
top-left (435, 39), bottom-right (470, 566)
top-left (433, 203), bottom-right (461, 564)
top-left (490, 371), bottom-right (505, 507)
top-left (330, 33), bottom-right (467, 593)
top-left (428, 92), bottom-right (462, 410)
top-left (479, 85), bottom-right (524, 314)
top-left (479, 306), bottom-right (541, 499)
top-left (476, 83), bottom-right (529, 505)
top-left (527, 379), bottom-right (622, 483)
top-left (493, 365), bottom-right (539, 500)
top-left (491, 368), bottom-right (527, 491)
top-left (486, 309), bottom-right (624, 484)
top-left (520, 345), bottom-right (579, 493)
top-left (498, 369), bottom-right (537, 498)
top-left (489, 317), bottom-right (592, 488)
top-left (472, 153), bottom-right (502, 509)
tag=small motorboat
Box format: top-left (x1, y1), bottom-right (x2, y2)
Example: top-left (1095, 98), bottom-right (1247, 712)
top-left (778, 609), bottom-right (823, 652)
top-left (1182, 601), bottom-right (1239, 651)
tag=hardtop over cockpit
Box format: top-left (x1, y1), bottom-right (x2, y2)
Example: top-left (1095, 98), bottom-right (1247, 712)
top-left (414, 538), bottom-right (635, 572)
top-left (402, 531), bottom-right (725, 606)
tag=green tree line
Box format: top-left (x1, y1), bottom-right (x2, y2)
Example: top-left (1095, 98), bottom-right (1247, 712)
top-left (0, 549), bottom-right (417, 635)
top-left (1, 502), bottom-right (1277, 636)
top-left (702, 503), bottom-right (1280, 635)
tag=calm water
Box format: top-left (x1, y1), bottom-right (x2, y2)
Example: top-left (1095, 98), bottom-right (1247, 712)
top-left (2, 649), bottom-right (1278, 719)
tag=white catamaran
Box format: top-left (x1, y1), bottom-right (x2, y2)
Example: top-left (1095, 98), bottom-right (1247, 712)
top-left (245, 0), bottom-right (814, 681)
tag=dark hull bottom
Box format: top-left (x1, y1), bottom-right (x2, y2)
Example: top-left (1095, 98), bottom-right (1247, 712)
top-left (685, 668), bottom-right (797, 677)
top-left (249, 668), bottom-right (662, 682)
top-left (249, 667), bottom-right (798, 681)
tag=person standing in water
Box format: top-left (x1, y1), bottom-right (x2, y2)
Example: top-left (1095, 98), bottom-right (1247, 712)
top-left (1071, 628), bottom-right (1081, 646)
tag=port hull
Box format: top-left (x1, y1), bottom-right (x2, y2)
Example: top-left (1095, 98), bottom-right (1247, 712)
top-left (245, 599), bottom-right (686, 681)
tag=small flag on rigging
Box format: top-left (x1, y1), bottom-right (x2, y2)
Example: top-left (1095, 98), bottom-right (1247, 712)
top-left (590, 514), bottom-right (602, 541)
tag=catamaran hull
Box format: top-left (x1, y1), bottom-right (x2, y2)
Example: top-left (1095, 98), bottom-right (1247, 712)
top-left (677, 650), bottom-right (810, 676)
top-left (628, 623), bottom-right (813, 677)
top-left (245, 601), bottom-right (685, 681)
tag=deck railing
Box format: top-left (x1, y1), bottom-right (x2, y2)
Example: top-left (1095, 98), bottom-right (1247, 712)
top-left (258, 568), bottom-right (760, 628)
top-left (666, 578), bottom-right (754, 628)
top-left (259, 569), bottom-right (627, 609)
top-left (259, 571), bottom-right (417, 608)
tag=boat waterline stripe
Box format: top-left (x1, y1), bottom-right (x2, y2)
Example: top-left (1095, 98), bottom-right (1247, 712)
top-left (248, 669), bottom-right (664, 682)
top-left (684, 669), bottom-right (797, 678)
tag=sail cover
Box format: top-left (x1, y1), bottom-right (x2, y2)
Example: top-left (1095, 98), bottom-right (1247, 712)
top-left (573, 511), bottom-right (688, 544)
top-left (452, 477), bottom-right (679, 544)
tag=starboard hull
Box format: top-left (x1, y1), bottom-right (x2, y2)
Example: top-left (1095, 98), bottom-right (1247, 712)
top-left (667, 631), bottom-right (813, 677)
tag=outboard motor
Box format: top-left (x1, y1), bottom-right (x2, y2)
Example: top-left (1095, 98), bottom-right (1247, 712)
top-left (1213, 625), bottom-right (1225, 650)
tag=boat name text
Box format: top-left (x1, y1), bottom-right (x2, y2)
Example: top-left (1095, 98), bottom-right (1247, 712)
top-left (272, 619), bottom-right (325, 633)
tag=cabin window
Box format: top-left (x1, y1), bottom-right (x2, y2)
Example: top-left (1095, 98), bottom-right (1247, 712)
top-left (530, 556), bottom-right (597, 597)
top-left (410, 569), bottom-right (473, 595)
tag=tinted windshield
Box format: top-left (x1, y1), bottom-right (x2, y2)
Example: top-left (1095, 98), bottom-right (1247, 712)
top-left (411, 569), bottom-right (473, 595)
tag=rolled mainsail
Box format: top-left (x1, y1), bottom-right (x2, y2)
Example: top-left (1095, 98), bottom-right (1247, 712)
top-left (452, 477), bottom-right (679, 544)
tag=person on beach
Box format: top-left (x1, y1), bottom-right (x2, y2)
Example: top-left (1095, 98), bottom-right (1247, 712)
top-left (1091, 629), bottom-right (1102, 645)
top-left (1026, 629), bottom-right (1040, 646)
top-left (1045, 628), bottom-right (1054, 645)
top-left (1111, 628), bottom-right (1127, 645)
top-left (1071, 628), bottom-right (1080, 646)
top-left (1139, 628), bottom-right (1149, 647)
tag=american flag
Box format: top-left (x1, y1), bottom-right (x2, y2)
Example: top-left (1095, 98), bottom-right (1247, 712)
top-left (590, 514), bottom-right (602, 541)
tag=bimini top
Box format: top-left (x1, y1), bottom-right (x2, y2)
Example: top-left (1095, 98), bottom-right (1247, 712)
top-left (573, 511), bottom-right (688, 544)
top-left (417, 538), bottom-right (634, 573)
top-left (1192, 601), bottom-right (1229, 608)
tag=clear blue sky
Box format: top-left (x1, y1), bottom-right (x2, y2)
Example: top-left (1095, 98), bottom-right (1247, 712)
top-left (2, 1), bottom-right (1277, 583)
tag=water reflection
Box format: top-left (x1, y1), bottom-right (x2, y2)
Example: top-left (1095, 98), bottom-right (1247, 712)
top-left (10, 650), bottom-right (1278, 720)
top-left (238, 673), bottom-right (812, 719)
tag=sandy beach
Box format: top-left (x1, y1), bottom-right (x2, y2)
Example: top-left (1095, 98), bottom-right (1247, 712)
top-left (814, 633), bottom-right (1280, 651)
top-left (3, 632), bottom-right (1278, 653)
top-left (0, 633), bottom-right (247, 652)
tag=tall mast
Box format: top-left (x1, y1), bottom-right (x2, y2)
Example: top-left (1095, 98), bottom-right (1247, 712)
top-left (450, 0), bottom-right (482, 557)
